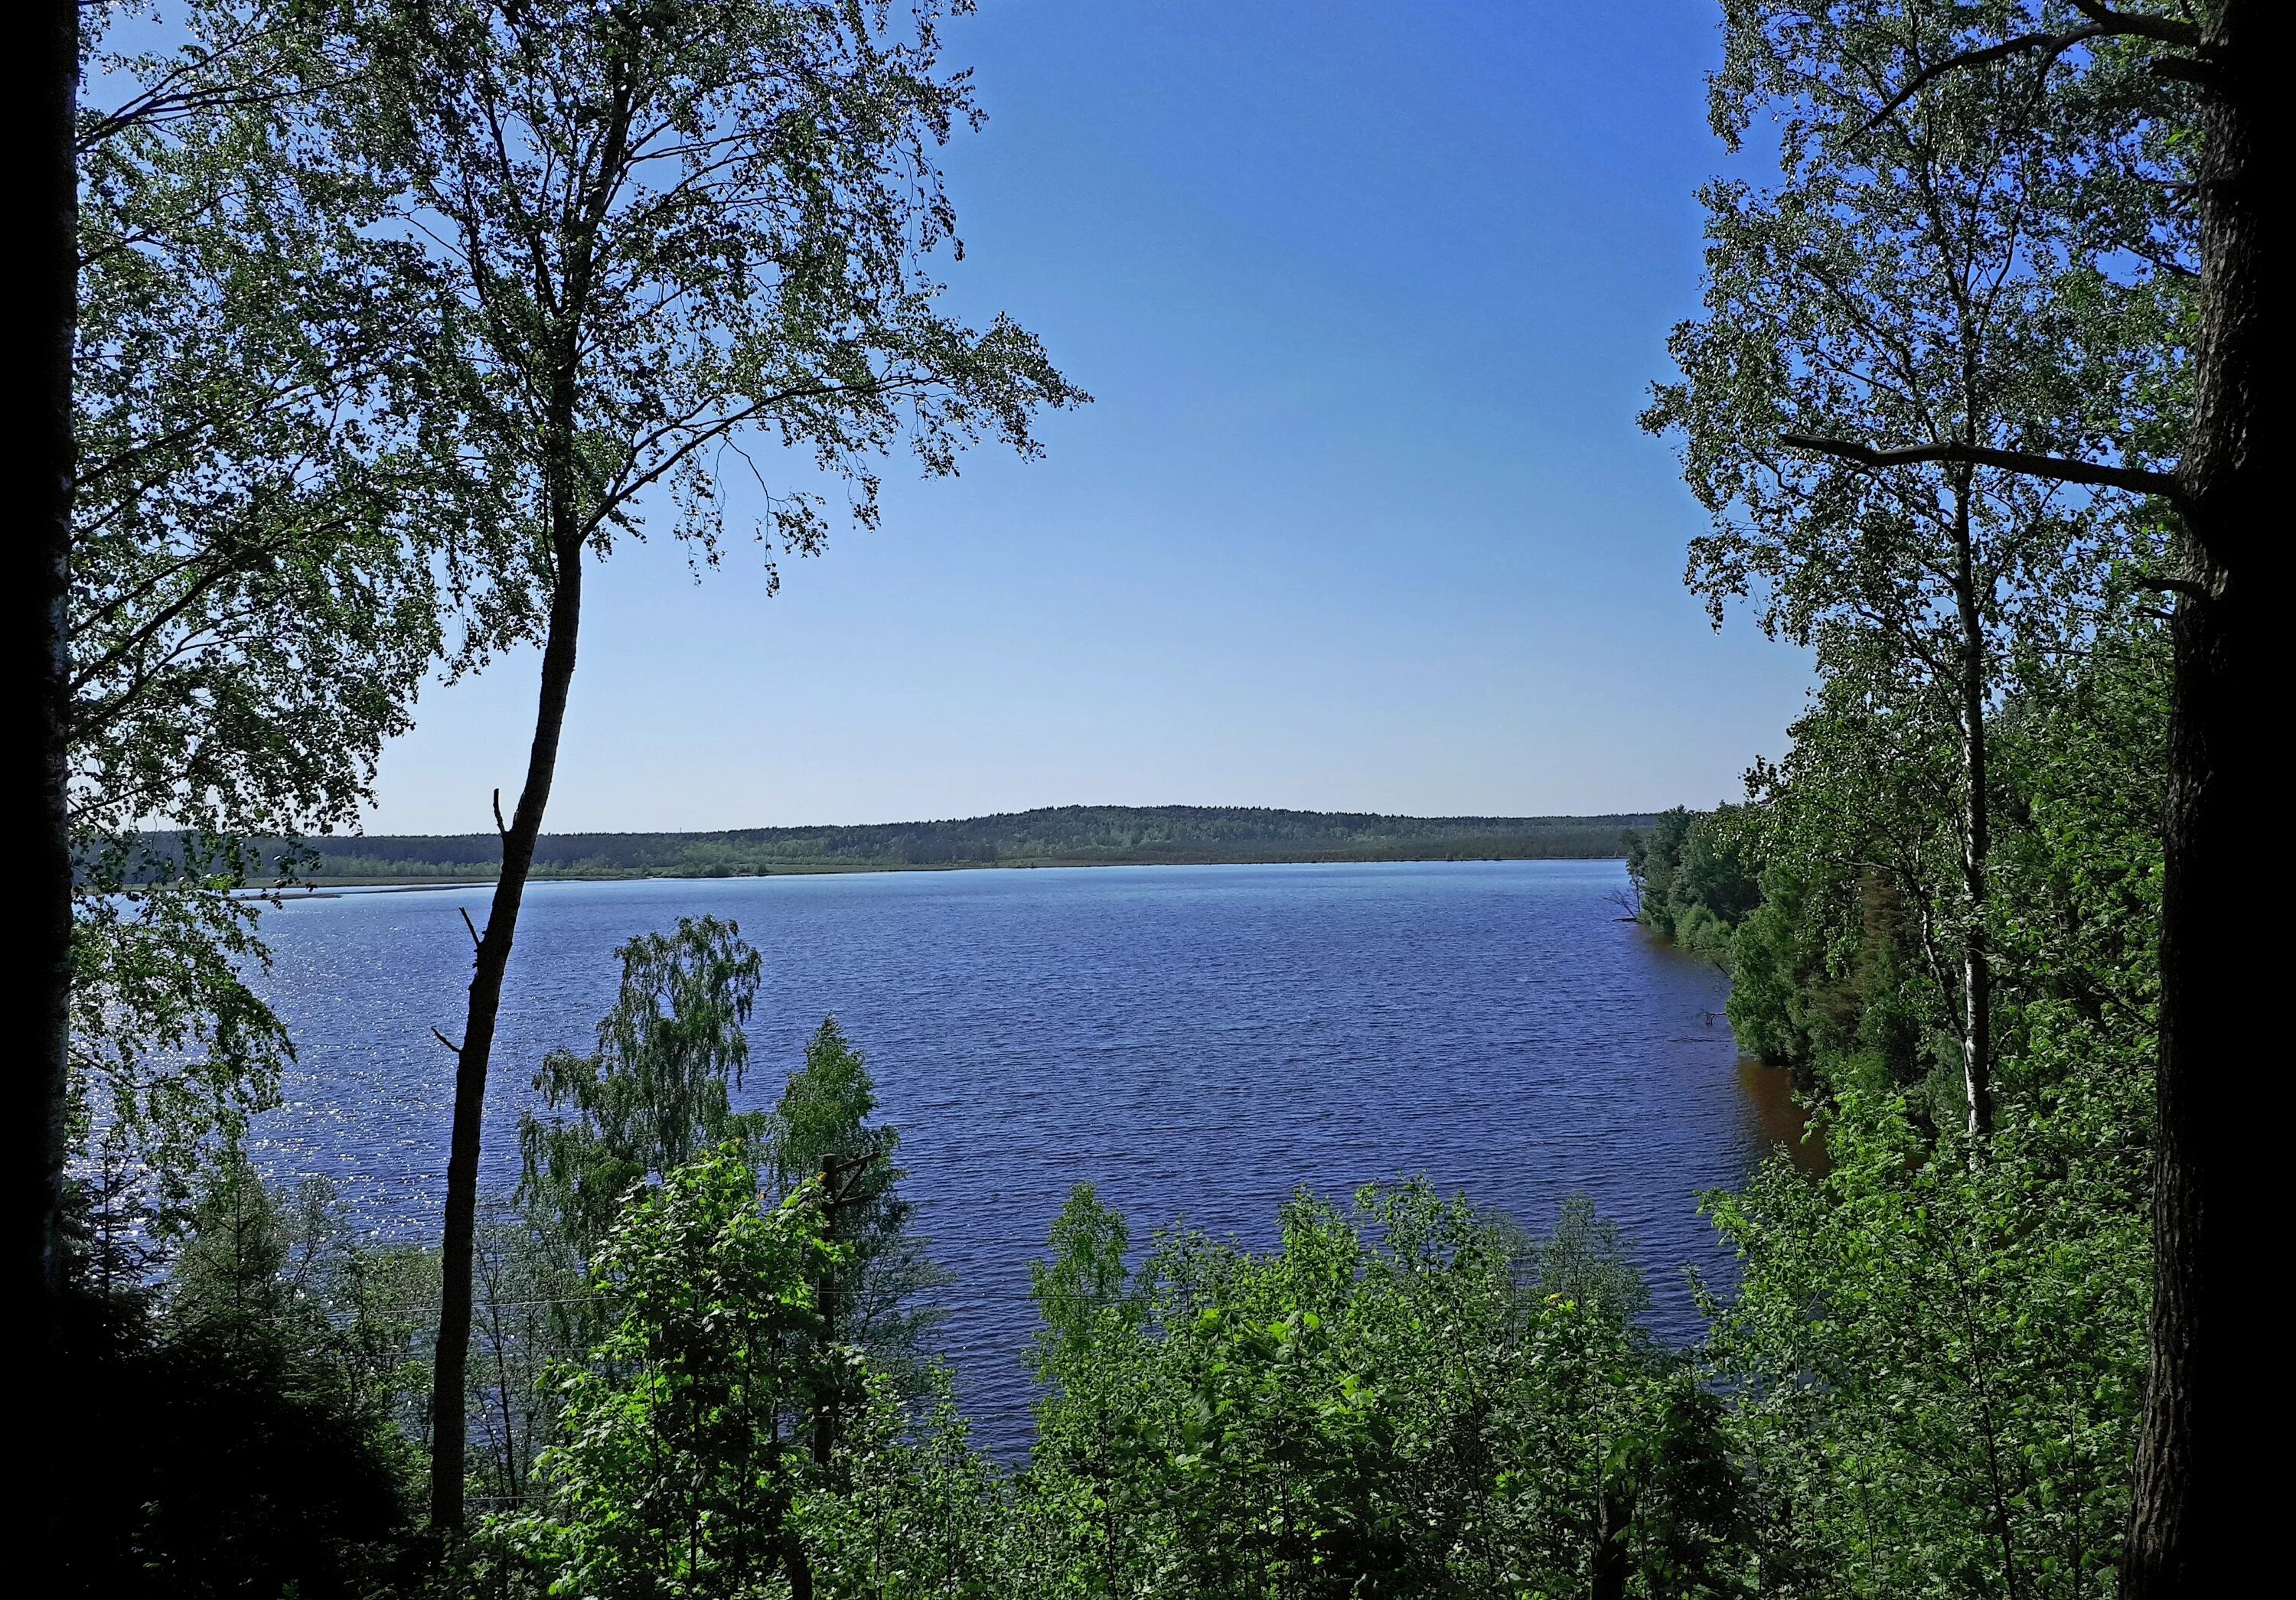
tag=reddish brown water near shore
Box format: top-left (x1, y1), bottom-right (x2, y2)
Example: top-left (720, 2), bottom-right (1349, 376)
top-left (1737, 1057), bottom-right (1828, 1175)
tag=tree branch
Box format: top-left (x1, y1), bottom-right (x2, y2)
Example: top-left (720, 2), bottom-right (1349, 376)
top-left (1778, 432), bottom-right (2184, 504)
top-left (1856, 5), bottom-right (2201, 135)
top-left (2064, 2), bottom-right (2200, 49)
top-left (2148, 55), bottom-right (2219, 87)
top-left (1859, 27), bottom-right (2105, 134)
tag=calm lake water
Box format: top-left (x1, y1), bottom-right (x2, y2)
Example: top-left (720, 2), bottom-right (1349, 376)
top-left (248, 859), bottom-right (1789, 1451)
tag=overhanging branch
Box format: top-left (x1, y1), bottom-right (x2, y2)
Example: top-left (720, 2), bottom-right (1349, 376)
top-left (1779, 432), bottom-right (2185, 505)
top-left (2064, 2), bottom-right (2201, 50)
top-left (1859, 26), bottom-right (2108, 132)
top-left (1856, 5), bottom-right (2203, 135)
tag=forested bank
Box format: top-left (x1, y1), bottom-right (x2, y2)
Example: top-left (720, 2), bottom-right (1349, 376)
top-left (171, 807), bottom-right (1655, 881)
top-left (1620, 611), bottom-right (2165, 1591)
top-left (30, 2), bottom-right (2265, 1596)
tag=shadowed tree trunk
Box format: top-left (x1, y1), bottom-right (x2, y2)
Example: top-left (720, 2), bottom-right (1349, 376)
top-left (1591, 1472), bottom-right (1634, 1600)
top-left (2122, 5), bottom-right (2278, 1590)
top-left (21, 0), bottom-right (78, 1387)
top-left (427, 528), bottom-right (586, 1529)
top-left (426, 45), bottom-right (632, 1524)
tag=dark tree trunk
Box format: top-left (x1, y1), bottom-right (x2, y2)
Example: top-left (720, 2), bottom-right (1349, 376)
top-left (811, 1285), bottom-right (837, 1468)
top-left (1591, 1476), bottom-right (1634, 1600)
top-left (428, 532), bottom-right (585, 1530)
top-left (781, 1531), bottom-right (816, 1600)
top-left (811, 1151), bottom-right (851, 1469)
top-left (2121, 4), bottom-right (2281, 1592)
top-left (424, 72), bottom-right (631, 1530)
top-left (19, 0), bottom-right (78, 1384)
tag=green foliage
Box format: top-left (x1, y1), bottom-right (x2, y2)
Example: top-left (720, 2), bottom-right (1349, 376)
top-left (1534, 1194), bottom-right (1658, 1332)
top-left (1646, 0), bottom-right (2191, 1136)
top-left (1637, 19), bottom-right (2178, 1587)
top-left (1013, 1182), bottom-right (1740, 1598)
top-left (1715, 616), bottom-right (2164, 1106)
top-left (69, 859), bottom-right (296, 1222)
top-left (770, 1018), bottom-right (883, 1197)
top-left (1652, 0), bottom-right (2188, 658)
top-left (767, 1018), bottom-right (954, 1403)
top-left (1707, 1067), bottom-right (2148, 1599)
top-left (1029, 1183), bottom-right (1135, 1357)
top-left (1675, 653), bottom-right (2164, 1599)
top-left (321, 0), bottom-right (1086, 611)
top-left (501, 930), bottom-right (947, 1518)
top-left (494, 1145), bottom-right (838, 1597)
top-left (1648, 18), bottom-right (2177, 1562)
top-left (797, 1370), bottom-right (1016, 1598)
top-left (1984, 628), bottom-right (2167, 1078)
top-left (464, 1199), bottom-right (585, 1514)
top-left (73, 4), bottom-right (484, 846)
top-left (70, 1), bottom-right (520, 1224)
top-left (489, 916), bottom-right (775, 1507)
top-left (1627, 806), bottom-right (1763, 964)
top-left (520, 915), bottom-right (770, 1264)
top-left (59, 1151), bottom-right (431, 1598)
top-left (64, 8), bottom-right (2196, 1598)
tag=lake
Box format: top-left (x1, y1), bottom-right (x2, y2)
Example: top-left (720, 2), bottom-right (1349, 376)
top-left (248, 859), bottom-right (1789, 1452)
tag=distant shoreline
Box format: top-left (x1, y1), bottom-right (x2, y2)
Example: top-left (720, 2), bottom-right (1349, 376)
top-left (175, 803), bottom-right (1658, 888)
top-left (282, 849), bottom-right (1633, 890)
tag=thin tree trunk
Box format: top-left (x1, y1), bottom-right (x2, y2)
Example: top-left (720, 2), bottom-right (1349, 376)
top-left (425, 69), bottom-right (632, 1529)
top-left (1950, 474), bottom-right (1992, 1143)
top-left (1591, 1475), bottom-right (1634, 1600)
top-left (813, 1152), bottom-right (846, 1468)
top-left (781, 1531), bottom-right (817, 1600)
top-left (21, 0), bottom-right (79, 1387)
top-left (812, 1270), bottom-right (837, 1467)
top-left (429, 530), bottom-right (585, 1530)
top-left (2121, 4), bottom-right (2278, 1592)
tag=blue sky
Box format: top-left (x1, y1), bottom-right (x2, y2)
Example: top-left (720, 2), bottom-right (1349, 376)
top-left (364, 0), bottom-right (1809, 833)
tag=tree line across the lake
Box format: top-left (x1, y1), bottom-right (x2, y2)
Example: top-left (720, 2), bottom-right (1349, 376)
top-left (226, 806), bottom-right (1658, 881)
top-left (20, 2), bottom-right (2277, 1597)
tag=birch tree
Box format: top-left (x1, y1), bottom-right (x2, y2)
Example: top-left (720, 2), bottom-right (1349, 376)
top-left (324, 0), bottom-right (1083, 1527)
top-left (1645, 0), bottom-right (2187, 1142)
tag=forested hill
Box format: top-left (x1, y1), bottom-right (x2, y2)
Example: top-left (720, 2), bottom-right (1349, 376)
top-left (279, 805), bottom-right (1656, 881)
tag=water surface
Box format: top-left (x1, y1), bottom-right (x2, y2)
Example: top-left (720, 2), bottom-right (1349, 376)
top-left (250, 860), bottom-right (1780, 1448)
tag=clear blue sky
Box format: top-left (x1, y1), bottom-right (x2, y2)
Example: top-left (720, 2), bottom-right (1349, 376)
top-left (363, 0), bottom-right (1809, 834)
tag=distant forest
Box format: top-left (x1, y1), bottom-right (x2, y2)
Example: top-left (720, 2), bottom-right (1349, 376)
top-left (250, 806), bottom-right (1657, 881)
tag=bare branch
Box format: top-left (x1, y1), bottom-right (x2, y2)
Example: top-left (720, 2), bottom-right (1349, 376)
top-left (1778, 432), bottom-right (2184, 504)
